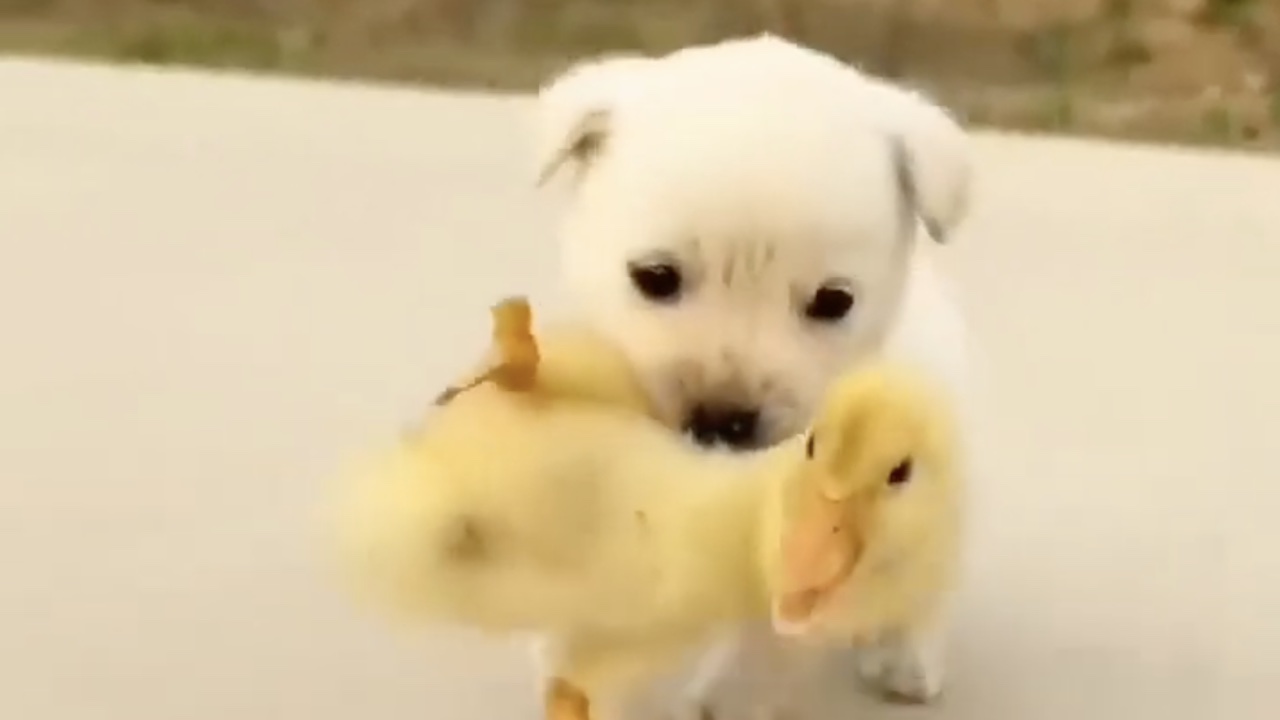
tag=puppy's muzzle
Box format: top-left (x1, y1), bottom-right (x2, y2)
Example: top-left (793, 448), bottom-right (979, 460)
top-left (683, 403), bottom-right (762, 449)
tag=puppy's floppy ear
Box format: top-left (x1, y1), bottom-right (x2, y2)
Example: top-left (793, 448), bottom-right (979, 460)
top-left (888, 134), bottom-right (937, 243)
top-left (861, 79), bottom-right (973, 243)
top-left (536, 109), bottom-right (609, 188)
top-left (533, 55), bottom-right (651, 187)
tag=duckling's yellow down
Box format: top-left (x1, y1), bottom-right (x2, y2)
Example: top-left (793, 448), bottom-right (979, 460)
top-left (333, 298), bottom-right (962, 714)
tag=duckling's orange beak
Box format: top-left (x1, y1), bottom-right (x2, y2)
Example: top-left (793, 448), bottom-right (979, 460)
top-left (773, 491), bottom-right (864, 633)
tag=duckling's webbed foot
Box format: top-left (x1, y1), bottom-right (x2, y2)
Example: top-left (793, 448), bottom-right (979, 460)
top-left (547, 677), bottom-right (593, 720)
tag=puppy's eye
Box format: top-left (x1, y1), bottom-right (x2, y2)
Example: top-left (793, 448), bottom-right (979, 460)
top-left (804, 286), bottom-right (855, 322)
top-left (804, 432), bottom-right (815, 458)
top-left (628, 262), bottom-right (683, 302)
top-left (887, 459), bottom-right (913, 487)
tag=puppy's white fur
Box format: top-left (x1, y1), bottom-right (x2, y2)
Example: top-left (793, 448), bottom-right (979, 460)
top-left (532, 35), bottom-right (975, 713)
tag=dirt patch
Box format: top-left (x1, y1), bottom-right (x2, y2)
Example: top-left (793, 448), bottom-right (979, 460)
top-left (1, 0), bottom-right (1277, 149)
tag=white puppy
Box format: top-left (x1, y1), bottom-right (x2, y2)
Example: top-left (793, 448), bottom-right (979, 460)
top-left (531, 34), bottom-right (975, 713)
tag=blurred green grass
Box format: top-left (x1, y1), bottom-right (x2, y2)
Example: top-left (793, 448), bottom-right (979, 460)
top-left (0, 0), bottom-right (1277, 149)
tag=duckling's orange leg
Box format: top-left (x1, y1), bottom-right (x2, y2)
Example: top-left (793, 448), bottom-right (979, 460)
top-left (546, 677), bottom-right (592, 720)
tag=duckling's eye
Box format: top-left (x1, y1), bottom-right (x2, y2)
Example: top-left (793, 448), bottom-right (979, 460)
top-left (887, 459), bottom-right (913, 487)
top-left (804, 433), bottom-right (815, 458)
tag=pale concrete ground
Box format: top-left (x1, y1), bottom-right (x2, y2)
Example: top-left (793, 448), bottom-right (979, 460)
top-left (1, 58), bottom-right (1278, 720)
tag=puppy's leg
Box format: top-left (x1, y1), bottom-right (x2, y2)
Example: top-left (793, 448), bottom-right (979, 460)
top-left (855, 611), bottom-right (949, 704)
top-left (737, 633), bottom-right (821, 720)
top-left (681, 628), bottom-right (814, 720)
top-left (670, 633), bottom-right (740, 720)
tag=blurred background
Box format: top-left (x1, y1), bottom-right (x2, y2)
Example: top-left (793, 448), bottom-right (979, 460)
top-left (1, 0), bottom-right (1277, 148)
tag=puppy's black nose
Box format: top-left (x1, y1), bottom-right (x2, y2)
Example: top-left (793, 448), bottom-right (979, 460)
top-left (715, 408), bottom-right (760, 448)
top-left (685, 404), bottom-right (720, 446)
top-left (683, 404), bottom-right (761, 449)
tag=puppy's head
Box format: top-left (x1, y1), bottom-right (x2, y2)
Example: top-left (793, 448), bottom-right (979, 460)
top-left (534, 36), bottom-right (971, 449)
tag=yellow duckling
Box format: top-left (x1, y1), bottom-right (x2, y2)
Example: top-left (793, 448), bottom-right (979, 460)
top-left (333, 297), bottom-right (963, 720)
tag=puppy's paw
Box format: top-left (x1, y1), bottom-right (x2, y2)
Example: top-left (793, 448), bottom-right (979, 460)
top-left (855, 632), bottom-right (945, 704)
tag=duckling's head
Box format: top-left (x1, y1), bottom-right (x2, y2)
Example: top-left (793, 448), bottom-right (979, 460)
top-left (769, 361), bottom-right (961, 636)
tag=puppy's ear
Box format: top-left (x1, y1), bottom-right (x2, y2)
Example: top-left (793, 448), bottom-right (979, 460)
top-left (888, 135), bottom-right (936, 243)
top-left (533, 55), bottom-right (650, 187)
top-left (864, 80), bottom-right (973, 243)
top-left (436, 297), bottom-right (540, 404)
top-left (536, 109), bottom-right (609, 188)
